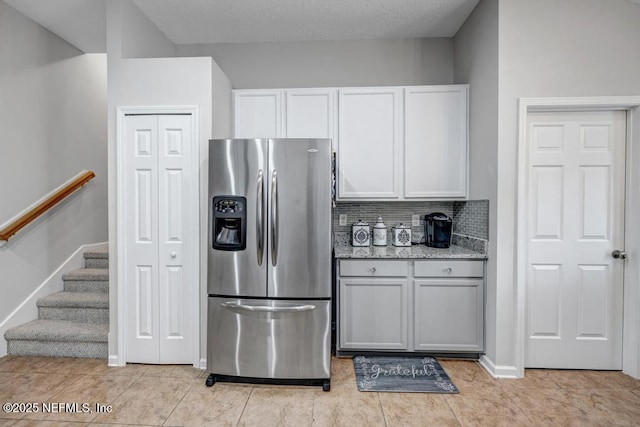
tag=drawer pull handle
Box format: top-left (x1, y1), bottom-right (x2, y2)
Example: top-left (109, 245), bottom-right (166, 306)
top-left (444, 267), bottom-right (452, 273)
top-left (371, 267), bottom-right (377, 273)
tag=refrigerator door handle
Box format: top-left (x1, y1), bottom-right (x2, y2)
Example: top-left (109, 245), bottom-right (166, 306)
top-left (256, 169), bottom-right (264, 266)
top-left (271, 169), bottom-right (278, 266)
top-left (220, 301), bottom-right (315, 313)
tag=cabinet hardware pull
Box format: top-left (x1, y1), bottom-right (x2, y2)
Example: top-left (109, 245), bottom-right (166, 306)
top-left (371, 267), bottom-right (377, 273)
top-left (444, 267), bottom-right (452, 273)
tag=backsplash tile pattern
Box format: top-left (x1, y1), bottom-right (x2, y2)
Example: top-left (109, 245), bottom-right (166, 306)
top-left (452, 200), bottom-right (489, 240)
top-left (333, 200), bottom-right (489, 241)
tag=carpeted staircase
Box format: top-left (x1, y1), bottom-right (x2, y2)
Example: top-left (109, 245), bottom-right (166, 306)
top-left (4, 244), bottom-right (109, 358)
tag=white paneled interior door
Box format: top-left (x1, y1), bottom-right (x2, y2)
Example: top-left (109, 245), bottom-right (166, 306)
top-left (123, 114), bottom-right (196, 364)
top-left (525, 111), bottom-right (626, 369)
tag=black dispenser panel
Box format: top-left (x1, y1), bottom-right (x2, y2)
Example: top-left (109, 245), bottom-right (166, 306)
top-left (212, 196), bottom-right (246, 251)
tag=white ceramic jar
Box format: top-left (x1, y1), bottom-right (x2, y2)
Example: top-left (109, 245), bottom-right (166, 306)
top-left (373, 216), bottom-right (387, 246)
top-left (351, 220), bottom-right (370, 247)
top-left (392, 224), bottom-right (412, 247)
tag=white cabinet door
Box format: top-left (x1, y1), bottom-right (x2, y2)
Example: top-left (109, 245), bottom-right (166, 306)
top-left (413, 278), bottom-right (483, 352)
top-left (339, 278), bottom-right (408, 350)
top-left (404, 85), bottom-right (468, 198)
top-left (337, 87), bottom-right (402, 199)
top-left (285, 88), bottom-right (335, 143)
top-left (123, 114), bottom-right (197, 364)
top-left (233, 90), bottom-right (282, 138)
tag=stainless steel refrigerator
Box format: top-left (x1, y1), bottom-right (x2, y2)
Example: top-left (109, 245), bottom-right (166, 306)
top-left (206, 138), bottom-right (332, 391)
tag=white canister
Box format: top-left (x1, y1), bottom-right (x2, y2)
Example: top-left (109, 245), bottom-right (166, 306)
top-left (373, 216), bottom-right (387, 246)
top-left (351, 220), bottom-right (370, 247)
top-left (392, 224), bottom-right (412, 247)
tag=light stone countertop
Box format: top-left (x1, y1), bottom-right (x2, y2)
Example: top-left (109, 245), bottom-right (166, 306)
top-left (333, 241), bottom-right (487, 260)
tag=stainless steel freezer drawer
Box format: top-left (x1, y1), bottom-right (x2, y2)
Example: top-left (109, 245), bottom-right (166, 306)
top-left (207, 297), bottom-right (331, 379)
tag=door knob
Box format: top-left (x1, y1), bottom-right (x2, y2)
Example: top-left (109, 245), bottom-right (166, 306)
top-left (612, 250), bottom-right (627, 260)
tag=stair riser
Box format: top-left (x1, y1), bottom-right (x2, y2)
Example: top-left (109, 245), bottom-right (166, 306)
top-left (84, 258), bottom-right (109, 269)
top-left (39, 307), bottom-right (109, 324)
top-left (8, 340), bottom-right (107, 359)
top-left (64, 281), bottom-right (109, 293)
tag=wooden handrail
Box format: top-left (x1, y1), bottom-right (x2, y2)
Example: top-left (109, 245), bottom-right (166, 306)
top-left (0, 170), bottom-right (96, 243)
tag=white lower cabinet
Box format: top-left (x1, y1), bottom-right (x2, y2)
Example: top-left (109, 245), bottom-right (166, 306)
top-left (339, 278), bottom-right (408, 350)
top-left (413, 278), bottom-right (483, 352)
top-left (338, 259), bottom-right (485, 354)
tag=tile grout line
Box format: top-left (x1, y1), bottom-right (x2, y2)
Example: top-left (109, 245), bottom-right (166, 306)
top-left (159, 375), bottom-right (196, 427)
top-left (442, 394), bottom-right (463, 427)
top-left (376, 392), bottom-right (389, 427)
top-left (235, 386), bottom-right (255, 426)
top-left (310, 385), bottom-right (318, 425)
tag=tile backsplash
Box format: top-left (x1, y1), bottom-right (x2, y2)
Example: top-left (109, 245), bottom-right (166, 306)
top-left (452, 199), bottom-right (489, 240)
top-left (332, 199), bottom-right (489, 241)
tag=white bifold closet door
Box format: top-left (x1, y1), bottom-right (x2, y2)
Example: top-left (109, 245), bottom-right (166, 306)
top-left (123, 114), bottom-right (196, 364)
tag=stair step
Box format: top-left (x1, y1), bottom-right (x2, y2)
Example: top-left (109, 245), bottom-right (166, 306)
top-left (63, 268), bottom-right (109, 293)
top-left (5, 320), bottom-right (108, 359)
top-left (37, 292), bottom-right (108, 323)
top-left (38, 291), bottom-right (109, 308)
top-left (4, 244), bottom-right (111, 359)
top-left (84, 244), bottom-right (109, 269)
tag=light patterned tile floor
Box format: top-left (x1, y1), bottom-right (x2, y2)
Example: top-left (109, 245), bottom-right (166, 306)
top-left (1, 355), bottom-right (639, 426)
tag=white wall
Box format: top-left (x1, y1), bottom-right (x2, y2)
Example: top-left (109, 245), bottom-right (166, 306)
top-left (453, 0), bottom-right (500, 371)
top-left (0, 1), bottom-right (108, 352)
top-left (106, 0), bottom-right (232, 364)
top-left (177, 38), bottom-right (454, 88)
top-left (493, 0), bottom-right (640, 372)
top-left (120, 0), bottom-right (175, 58)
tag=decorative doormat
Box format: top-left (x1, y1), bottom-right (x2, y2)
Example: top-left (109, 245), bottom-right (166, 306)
top-left (353, 356), bottom-right (459, 393)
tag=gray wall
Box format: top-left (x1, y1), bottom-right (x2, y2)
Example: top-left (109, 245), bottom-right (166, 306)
top-left (493, 0), bottom-right (640, 370)
top-left (106, 0), bottom-right (232, 363)
top-left (452, 0), bottom-right (500, 369)
top-left (177, 38), bottom-right (454, 88)
top-left (120, 0), bottom-right (175, 58)
top-left (0, 2), bottom-right (108, 335)
top-left (458, 0), bottom-right (640, 372)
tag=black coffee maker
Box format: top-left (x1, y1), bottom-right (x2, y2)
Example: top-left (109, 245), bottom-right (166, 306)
top-left (425, 213), bottom-right (453, 248)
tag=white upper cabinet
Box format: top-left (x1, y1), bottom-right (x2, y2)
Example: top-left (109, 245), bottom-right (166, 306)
top-left (285, 88), bottom-right (335, 141)
top-left (338, 87), bottom-right (402, 199)
top-left (404, 85), bottom-right (468, 198)
top-left (233, 85), bottom-right (469, 200)
top-left (234, 90), bottom-right (283, 138)
top-left (234, 88), bottom-right (335, 142)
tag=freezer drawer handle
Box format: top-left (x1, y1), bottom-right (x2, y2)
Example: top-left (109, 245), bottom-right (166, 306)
top-left (220, 301), bottom-right (315, 313)
top-left (257, 169), bottom-right (264, 266)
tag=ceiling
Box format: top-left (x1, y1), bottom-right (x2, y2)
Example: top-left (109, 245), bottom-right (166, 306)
top-left (7, 0), bottom-right (639, 54)
top-left (133, 0), bottom-right (480, 44)
top-left (4, 0), bottom-right (480, 53)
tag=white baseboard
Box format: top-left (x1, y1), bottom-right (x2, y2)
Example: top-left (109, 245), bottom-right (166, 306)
top-left (199, 358), bottom-right (207, 370)
top-left (108, 355), bottom-right (122, 367)
top-left (479, 355), bottom-right (519, 379)
top-left (0, 241), bottom-right (107, 357)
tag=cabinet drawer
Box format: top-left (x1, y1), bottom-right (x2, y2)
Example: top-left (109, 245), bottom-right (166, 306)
top-left (340, 260), bottom-right (408, 277)
top-left (414, 260), bottom-right (483, 278)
